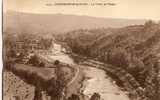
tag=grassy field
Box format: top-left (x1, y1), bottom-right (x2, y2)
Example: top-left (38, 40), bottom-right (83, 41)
top-left (3, 63), bottom-right (76, 100)
top-left (14, 64), bottom-right (56, 80)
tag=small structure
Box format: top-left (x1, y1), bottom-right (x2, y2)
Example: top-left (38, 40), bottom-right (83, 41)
top-left (15, 39), bottom-right (41, 53)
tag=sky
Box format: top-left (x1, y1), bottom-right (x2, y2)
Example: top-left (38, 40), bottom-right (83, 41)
top-left (3, 0), bottom-right (160, 20)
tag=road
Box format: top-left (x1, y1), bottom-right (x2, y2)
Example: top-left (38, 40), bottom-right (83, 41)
top-left (67, 64), bottom-right (80, 87)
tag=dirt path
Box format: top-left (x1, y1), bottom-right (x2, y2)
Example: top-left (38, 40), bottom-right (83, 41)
top-left (67, 64), bottom-right (80, 86)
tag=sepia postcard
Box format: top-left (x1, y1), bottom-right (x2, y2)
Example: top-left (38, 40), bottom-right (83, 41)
top-left (2, 0), bottom-right (160, 100)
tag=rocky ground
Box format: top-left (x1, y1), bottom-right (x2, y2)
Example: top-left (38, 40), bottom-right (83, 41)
top-left (3, 71), bottom-right (35, 100)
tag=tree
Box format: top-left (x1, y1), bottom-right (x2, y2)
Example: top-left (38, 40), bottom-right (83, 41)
top-left (54, 60), bottom-right (60, 65)
top-left (46, 60), bottom-right (67, 100)
top-left (68, 94), bottom-right (80, 100)
top-left (39, 62), bottom-right (45, 67)
top-left (128, 56), bottom-right (145, 86)
top-left (144, 20), bottom-right (155, 28)
top-left (3, 33), bottom-right (17, 64)
top-left (107, 47), bottom-right (130, 69)
top-left (28, 55), bottom-right (39, 66)
top-left (90, 93), bottom-right (101, 100)
top-left (39, 38), bottom-right (52, 50)
top-left (33, 87), bottom-right (43, 100)
top-left (144, 55), bottom-right (160, 100)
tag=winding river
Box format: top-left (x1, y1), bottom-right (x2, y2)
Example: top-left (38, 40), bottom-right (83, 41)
top-left (49, 43), bottom-right (130, 100)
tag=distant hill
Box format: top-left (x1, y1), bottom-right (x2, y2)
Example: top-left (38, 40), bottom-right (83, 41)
top-left (3, 11), bottom-right (146, 34)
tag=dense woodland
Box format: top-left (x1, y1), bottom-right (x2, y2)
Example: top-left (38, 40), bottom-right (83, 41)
top-left (60, 21), bottom-right (160, 100)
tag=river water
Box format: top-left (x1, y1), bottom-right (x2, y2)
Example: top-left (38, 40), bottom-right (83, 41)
top-left (83, 67), bottom-right (129, 100)
top-left (49, 43), bottom-right (130, 100)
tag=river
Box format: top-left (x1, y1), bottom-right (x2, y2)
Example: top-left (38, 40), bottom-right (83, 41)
top-left (49, 43), bottom-right (130, 100)
top-left (82, 67), bottom-right (129, 100)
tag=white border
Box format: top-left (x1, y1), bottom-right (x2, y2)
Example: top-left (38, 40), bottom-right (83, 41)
top-left (0, 0), bottom-right (3, 100)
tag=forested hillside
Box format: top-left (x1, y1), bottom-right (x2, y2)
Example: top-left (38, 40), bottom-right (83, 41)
top-left (62, 21), bottom-right (160, 100)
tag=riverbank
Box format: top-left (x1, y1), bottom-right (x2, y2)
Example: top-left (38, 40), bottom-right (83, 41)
top-left (65, 65), bottom-right (86, 100)
top-left (80, 65), bottom-right (131, 100)
top-left (38, 52), bottom-right (87, 99)
top-left (27, 47), bottom-right (145, 100)
top-left (69, 53), bottom-right (146, 100)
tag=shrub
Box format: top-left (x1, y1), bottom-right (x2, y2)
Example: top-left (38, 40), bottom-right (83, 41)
top-left (15, 52), bottom-right (25, 63)
top-left (28, 55), bottom-right (39, 66)
top-left (4, 57), bottom-right (15, 71)
top-left (68, 94), bottom-right (80, 100)
top-left (54, 60), bottom-right (60, 65)
top-left (107, 47), bottom-right (130, 69)
top-left (90, 93), bottom-right (101, 100)
top-left (39, 62), bottom-right (45, 67)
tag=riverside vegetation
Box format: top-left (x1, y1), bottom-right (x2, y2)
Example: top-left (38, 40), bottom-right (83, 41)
top-left (3, 33), bottom-right (76, 100)
top-left (57, 21), bottom-right (160, 100)
top-left (3, 20), bottom-right (160, 100)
